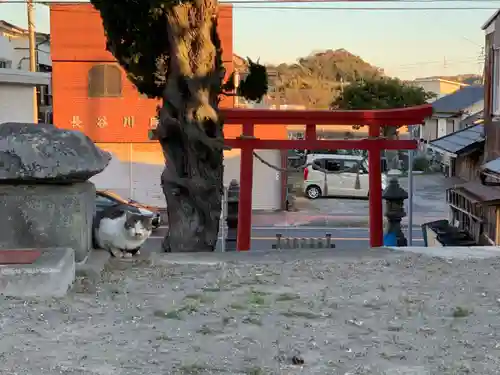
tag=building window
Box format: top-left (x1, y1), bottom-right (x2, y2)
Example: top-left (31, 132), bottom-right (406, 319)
top-left (36, 85), bottom-right (51, 107)
top-left (0, 59), bottom-right (12, 69)
top-left (88, 64), bottom-right (122, 97)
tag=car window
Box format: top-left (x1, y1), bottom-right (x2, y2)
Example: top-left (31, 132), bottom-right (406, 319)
top-left (96, 194), bottom-right (116, 206)
top-left (312, 159), bottom-right (324, 169)
top-left (342, 160), bottom-right (360, 172)
top-left (324, 159), bottom-right (341, 172)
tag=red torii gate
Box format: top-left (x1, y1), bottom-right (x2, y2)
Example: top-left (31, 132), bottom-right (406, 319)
top-left (223, 104), bottom-right (433, 250)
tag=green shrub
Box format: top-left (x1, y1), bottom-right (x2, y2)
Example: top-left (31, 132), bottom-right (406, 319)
top-left (413, 156), bottom-right (430, 172)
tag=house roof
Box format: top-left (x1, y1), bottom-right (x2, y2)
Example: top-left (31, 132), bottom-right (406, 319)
top-left (0, 20), bottom-right (49, 39)
top-left (429, 116), bottom-right (484, 156)
top-left (482, 9), bottom-right (500, 30)
top-left (483, 158), bottom-right (500, 174)
top-left (431, 85), bottom-right (484, 114)
top-left (461, 110), bottom-right (484, 127)
top-left (0, 69), bottom-right (50, 86)
top-left (413, 77), bottom-right (468, 87)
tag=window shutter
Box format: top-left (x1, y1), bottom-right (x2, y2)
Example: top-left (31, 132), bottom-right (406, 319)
top-left (88, 64), bottom-right (122, 97)
top-left (103, 65), bottom-right (122, 97)
top-left (88, 65), bottom-right (106, 97)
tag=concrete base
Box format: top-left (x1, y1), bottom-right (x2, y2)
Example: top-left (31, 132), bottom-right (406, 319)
top-left (385, 246), bottom-right (500, 259)
top-left (0, 248), bottom-right (75, 298)
top-left (75, 249), bottom-right (110, 282)
top-left (150, 247), bottom-right (392, 266)
top-left (0, 182), bottom-right (95, 262)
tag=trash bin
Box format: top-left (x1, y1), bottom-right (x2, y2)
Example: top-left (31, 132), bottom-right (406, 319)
top-left (421, 219), bottom-right (477, 247)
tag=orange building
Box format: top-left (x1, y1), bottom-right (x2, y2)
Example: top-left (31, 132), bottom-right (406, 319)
top-left (50, 3), bottom-right (287, 209)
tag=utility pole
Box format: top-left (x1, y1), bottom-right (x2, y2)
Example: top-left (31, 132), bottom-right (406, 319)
top-left (27, 0), bottom-right (38, 123)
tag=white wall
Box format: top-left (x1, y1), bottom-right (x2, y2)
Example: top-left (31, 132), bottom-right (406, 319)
top-left (91, 144), bottom-right (284, 210)
top-left (0, 35), bottom-right (14, 64)
top-left (11, 38), bottom-right (51, 71)
top-left (0, 83), bottom-right (36, 123)
top-left (0, 33), bottom-right (51, 71)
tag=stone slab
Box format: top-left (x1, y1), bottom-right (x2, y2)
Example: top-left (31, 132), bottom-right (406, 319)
top-left (151, 246), bottom-right (500, 266)
top-left (0, 249), bottom-right (41, 264)
top-left (150, 247), bottom-right (393, 266)
top-left (384, 245), bottom-right (500, 259)
top-left (0, 182), bottom-right (95, 262)
top-left (0, 247), bottom-right (75, 298)
top-left (0, 122), bottom-right (111, 182)
top-left (75, 249), bottom-right (110, 282)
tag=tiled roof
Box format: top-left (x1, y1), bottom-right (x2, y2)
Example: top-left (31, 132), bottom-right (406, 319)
top-left (429, 121), bottom-right (484, 155)
top-left (432, 85), bottom-right (484, 114)
top-left (483, 158), bottom-right (500, 174)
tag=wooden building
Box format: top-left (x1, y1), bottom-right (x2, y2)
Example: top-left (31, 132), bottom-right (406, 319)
top-left (428, 10), bottom-right (500, 245)
top-left (49, 3), bottom-right (287, 209)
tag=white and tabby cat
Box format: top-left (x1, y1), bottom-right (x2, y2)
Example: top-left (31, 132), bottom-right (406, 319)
top-left (94, 205), bottom-right (153, 258)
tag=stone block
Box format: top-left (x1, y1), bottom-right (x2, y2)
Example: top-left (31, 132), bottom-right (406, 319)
top-left (0, 248), bottom-right (75, 298)
top-left (0, 122), bottom-right (111, 182)
top-left (0, 182), bottom-right (95, 262)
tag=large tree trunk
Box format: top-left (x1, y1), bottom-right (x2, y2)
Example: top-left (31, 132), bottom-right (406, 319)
top-left (158, 1), bottom-right (225, 252)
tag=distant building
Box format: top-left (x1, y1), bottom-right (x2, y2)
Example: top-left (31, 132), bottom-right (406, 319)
top-left (420, 85), bottom-right (484, 142)
top-left (411, 77), bottom-right (469, 102)
top-left (422, 9), bottom-right (500, 246)
top-left (0, 20), bottom-right (52, 122)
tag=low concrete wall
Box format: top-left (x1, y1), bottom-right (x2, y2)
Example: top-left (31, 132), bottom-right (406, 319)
top-left (0, 248), bottom-right (75, 298)
top-left (0, 182), bottom-right (95, 262)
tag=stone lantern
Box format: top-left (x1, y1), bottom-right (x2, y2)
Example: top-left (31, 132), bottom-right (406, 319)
top-left (382, 177), bottom-right (408, 246)
top-left (225, 179), bottom-right (240, 251)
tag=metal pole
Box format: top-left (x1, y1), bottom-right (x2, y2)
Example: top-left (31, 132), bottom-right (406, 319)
top-left (27, 0), bottom-right (38, 123)
top-left (220, 186), bottom-right (227, 252)
top-left (407, 125), bottom-right (415, 245)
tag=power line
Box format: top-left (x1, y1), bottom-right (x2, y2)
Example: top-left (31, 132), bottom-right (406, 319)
top-left (229, 5), bottom-right (499, 9)
top-left (5, 4), bottom-right (497, 10)
top-left (1, 0), bottom-right (500, 7)
top-left (2, 0), bottom-right (500, 2)
top-left (389, 57), bottom-right (484, 68)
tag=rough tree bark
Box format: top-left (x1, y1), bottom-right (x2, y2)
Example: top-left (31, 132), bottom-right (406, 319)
top-left (157, 1), bottom-right (225, 252)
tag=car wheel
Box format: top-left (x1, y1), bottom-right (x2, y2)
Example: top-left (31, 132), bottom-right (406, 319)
top-left (306, 185), bottom-right (321, 199)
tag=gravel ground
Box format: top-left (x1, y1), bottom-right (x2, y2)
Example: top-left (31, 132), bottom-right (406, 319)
top-left (2, 251), bottom-right (500, 374)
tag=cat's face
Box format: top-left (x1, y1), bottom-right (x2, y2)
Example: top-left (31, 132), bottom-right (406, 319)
top-left (124, 212), bottom-right (153, 239)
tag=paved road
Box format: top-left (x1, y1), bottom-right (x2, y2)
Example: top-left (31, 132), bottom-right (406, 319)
top-left (146, 226), bottom-right (425, 251)
top-left (292, 174), bottom-right (448, 227)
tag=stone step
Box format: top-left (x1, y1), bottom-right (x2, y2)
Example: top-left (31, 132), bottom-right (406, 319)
top-left (0, 248), bottom-right (75, 298)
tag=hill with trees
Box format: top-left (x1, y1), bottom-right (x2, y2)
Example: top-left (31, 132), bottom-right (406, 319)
top-left (234, 49), bottom-right (384, 108)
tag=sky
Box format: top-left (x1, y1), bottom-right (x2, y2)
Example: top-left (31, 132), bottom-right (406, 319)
top-left (1, 0), bottom-right (497, 79)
